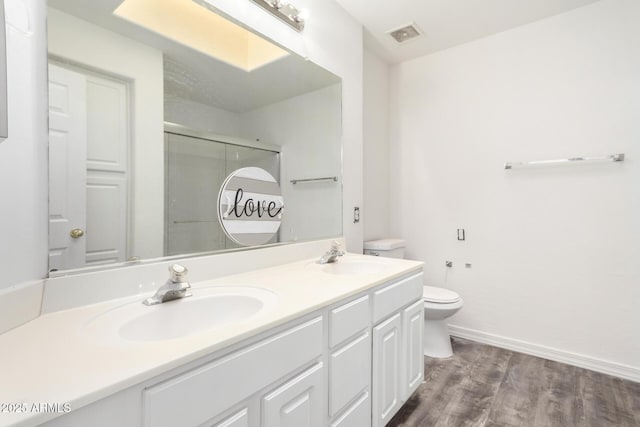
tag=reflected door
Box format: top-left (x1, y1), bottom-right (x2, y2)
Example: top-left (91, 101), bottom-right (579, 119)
top-left (48, 63), bottom-right (130, 270)
top-left (48, 64), bottom-right (87, 270)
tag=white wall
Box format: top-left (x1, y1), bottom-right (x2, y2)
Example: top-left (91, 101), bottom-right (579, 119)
top-left (389, 0), bottom-right (640, 376)
top-left (0, 0), bottom-right (48, 290)
top-left (164, 95), bottom-right (241, 137)
top-left (240, 85), bottom-right (342, 243)
top-left (199, 0), bottom-right (364, 253)
top-left (48, 8), bottom-right (165, 260)
top-left (363, 49), bottom-right (390, 242)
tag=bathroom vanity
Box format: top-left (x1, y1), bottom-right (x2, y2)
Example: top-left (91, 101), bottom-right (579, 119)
top-left (0, 0), bottom-right (415, 425)
top-left (0, 249), bottom-right (423, 427)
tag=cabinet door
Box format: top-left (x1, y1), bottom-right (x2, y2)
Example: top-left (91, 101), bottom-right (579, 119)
top-left (372, 313), bottom-right (402, 427)
top-left (262, 362), bottom-right (324, 427)
top-left (402, 299), bottom-right (424, 400)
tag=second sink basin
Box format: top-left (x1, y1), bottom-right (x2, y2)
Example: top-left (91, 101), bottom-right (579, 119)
top-left (84, 286), bottom-right (278, 342)
top-left (308, 256), bottom-right (394, 276)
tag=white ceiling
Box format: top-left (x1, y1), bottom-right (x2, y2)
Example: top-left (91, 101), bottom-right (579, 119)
top-left (334, 0), bottom-right (602, 63)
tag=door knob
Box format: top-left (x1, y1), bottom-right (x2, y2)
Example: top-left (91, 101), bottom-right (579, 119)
top-left (70, 228), bottom-right (85, 238)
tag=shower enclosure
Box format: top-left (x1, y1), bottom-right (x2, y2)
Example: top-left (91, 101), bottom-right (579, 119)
top-left (164, 125), bottom-right (280, 256)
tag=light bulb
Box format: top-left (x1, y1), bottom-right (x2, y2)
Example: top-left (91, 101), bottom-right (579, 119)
top-left (295, 8), bottom-right (309, 23)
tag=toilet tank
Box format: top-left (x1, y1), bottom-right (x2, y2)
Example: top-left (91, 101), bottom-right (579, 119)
top-left (363, 239), bottom-right (406, 259)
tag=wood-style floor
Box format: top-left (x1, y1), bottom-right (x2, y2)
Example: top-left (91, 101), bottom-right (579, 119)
top-left (388, 337), bottom-right (640, 427)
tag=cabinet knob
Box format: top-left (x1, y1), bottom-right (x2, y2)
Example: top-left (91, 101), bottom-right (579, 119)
top-left (70, 228), bottom-right (85, 238)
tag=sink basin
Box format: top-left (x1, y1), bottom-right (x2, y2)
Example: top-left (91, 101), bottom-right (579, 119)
top-left (84, 286), bottom-right (278, 342)
top-left (309, 257), bottom-right (394, 276)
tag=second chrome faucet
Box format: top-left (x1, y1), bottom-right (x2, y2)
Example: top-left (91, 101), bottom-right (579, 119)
top-left (319, 241), bottom-right (345, 264)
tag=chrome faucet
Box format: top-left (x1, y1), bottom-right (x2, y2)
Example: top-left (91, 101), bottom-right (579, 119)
top-left (319, 241), bottom-right (345, 264)
top-left (143, 264), bottom-right (192, 306)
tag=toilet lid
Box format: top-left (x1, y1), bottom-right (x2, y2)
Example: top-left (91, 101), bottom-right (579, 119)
top-left (423, 286), bottom-right (461, 303)
top-left (363, 238), bottom-right (406, 250)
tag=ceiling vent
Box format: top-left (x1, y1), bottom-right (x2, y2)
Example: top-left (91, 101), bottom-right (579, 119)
top-left (387, 23), bottom-right (422, 43)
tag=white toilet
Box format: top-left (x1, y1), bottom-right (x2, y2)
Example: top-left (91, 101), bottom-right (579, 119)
top-left (422, 286), bottom-right (463, 358)
top-left (363, 238), bottom-right (406, 258)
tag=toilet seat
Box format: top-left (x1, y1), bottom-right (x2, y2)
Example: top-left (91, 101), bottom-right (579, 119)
top-left (422, 286), bottom-right (461, 303)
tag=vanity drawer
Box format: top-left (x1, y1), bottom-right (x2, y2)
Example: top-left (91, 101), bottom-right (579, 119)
top-left (372, 273), bottom-right (423, 323)
top-left (329, 294), bottom-right (370, 347)
top-left (143, 317), bottom-right (323, 427)
top-left (330, 392), bottom-right (371, 427)
top-left (329, 331), bottom-right (371, 416)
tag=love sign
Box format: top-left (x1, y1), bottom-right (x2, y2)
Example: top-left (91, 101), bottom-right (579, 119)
top-left (218, 167), bottom-right (284, 246)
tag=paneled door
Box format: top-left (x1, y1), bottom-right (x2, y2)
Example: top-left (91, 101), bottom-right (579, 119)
top-left (83, 72), bottom-right (129, 266)
top-left (262, 363), bottom-right (324, 427)
top-left (372, 313), bottom-right (402, 427)
top-left (402, 300), bottom-right (425, 400)
top-left (48, 63), bottom-right (129, 270)
top-left (48, 63), bottom-right (87, 271)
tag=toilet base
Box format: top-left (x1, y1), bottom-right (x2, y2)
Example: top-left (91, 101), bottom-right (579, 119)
top-left (423, 319), bottom-right (453, 358)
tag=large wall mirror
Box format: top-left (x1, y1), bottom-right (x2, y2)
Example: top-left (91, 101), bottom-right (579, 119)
top-left (46, 0), bottom-right (342, 275)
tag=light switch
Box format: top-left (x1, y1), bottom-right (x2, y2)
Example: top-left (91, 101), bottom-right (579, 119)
top-left (457, 229), bottom-right (465, 241)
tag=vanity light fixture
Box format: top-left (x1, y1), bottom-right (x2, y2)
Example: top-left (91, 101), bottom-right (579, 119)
top-left (250, 0), bottom-right (307, 32)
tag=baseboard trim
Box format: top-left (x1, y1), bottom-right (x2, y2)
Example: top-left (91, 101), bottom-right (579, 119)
top-left (448, 325), bottom-right (640, 383)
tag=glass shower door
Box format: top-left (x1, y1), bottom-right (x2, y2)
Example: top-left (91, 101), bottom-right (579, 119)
top-left (165, 132), bottom-right (226, 256)
top-left (165, 132), bottom-right (281, 255)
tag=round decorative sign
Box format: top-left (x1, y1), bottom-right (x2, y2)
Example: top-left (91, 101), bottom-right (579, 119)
top-left (218, 167), bottom-right (284, 246)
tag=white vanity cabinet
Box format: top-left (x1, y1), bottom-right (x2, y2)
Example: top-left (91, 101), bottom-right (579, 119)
top-left (327, 272), bottom-right (424, 427)
top-left (40, 270), bottom-right (424, 427)
top-left (371, 273), bottom-right (424, 427)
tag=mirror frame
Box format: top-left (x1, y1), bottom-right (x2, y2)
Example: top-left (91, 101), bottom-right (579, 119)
top-left (0, 0), bottom-right (7, 141)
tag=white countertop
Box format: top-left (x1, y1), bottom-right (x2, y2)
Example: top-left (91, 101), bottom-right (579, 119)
top-left (0, 253), bottom-right (422, 427)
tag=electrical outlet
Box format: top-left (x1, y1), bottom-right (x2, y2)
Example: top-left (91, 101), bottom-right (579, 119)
top-left (353, 207), bottom-right (360, 223)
